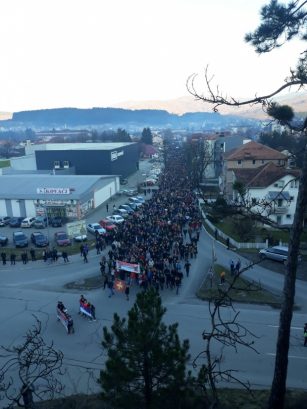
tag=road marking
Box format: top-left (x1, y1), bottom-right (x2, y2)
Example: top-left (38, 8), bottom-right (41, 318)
top-left (267, 353), bottom-right (307, 360)
top-left (268, 325), bottom-right (302, 330)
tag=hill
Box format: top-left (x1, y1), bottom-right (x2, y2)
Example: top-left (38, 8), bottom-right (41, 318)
top-left (0, 107), bottom-right (255, 129)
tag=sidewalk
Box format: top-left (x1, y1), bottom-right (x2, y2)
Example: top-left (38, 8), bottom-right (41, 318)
top-left (202, 224), bottom-right (307, 311)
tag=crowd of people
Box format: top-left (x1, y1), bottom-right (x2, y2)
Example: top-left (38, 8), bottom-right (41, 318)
top-left (99, 144), bottom-right (202, 296)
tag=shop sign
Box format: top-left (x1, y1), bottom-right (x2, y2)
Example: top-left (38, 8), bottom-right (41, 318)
top-left (110, 150), bottom-right (124, 161)
top-left (37, 187), bottom-right (71, 195)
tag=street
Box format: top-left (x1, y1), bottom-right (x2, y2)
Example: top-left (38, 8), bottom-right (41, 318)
top-left (0, 223), bottom-right (307, 405)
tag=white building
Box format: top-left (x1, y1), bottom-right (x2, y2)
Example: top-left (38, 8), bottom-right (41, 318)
top-left (232, 162), bottom-right (300, 226)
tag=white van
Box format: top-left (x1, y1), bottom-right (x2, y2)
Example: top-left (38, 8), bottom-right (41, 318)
top-left (21, 217), bottom-right (36, 228)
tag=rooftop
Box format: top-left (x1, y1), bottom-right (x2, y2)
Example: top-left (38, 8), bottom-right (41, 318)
top-left (225, 141), bottom-right (287, 161)
top-left (30, 142), bottom-right (136, 151)
top-left (0, 174), bottom-right (117, 200)
top-left (233, 162), bottom-right (300, 188)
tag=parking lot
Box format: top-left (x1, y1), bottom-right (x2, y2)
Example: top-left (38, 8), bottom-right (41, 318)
top-left (0, 158), bottom-right (162, 251)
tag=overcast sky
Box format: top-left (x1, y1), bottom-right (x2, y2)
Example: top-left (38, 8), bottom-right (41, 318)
top-left (0, 0), bottom-right (303, 112)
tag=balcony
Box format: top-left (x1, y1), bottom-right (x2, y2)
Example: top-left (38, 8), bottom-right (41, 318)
top-left (273, 206), bottom-right (288, 214)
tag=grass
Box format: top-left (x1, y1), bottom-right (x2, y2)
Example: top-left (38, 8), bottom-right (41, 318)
top-left (213, 215), bottom-right (307, 244)
top-left (0, 159), bottom-right (10, 168)
top-left (197, 264), bottom-right (282, 307)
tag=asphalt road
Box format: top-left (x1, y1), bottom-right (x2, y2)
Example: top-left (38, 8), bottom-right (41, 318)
top-left (0, 194), bottom-right (306, 403)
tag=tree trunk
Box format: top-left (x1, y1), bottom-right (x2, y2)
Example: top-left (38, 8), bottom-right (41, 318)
top-left (268, 143), bottom-right (307, 409)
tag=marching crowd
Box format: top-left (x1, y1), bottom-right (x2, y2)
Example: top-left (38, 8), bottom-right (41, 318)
top-left (98, 145), bottom-right (202, 297)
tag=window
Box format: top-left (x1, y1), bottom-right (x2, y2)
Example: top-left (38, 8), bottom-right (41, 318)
top-left (290, 196), bottom-right (294, 201)
top-left (277, 199), bottom-right (283, 207)
top-left (54, 160), bottom-right (60, 169)
top-left (63, 160), bottom-right (69, 168)
top-left (290, 180), bottom-right (298, 188)
top-left (252, 160), bottom-right (256, 165)
top-left (237, 160), bottom-right (242, 165)
top-left (286, 214), bottom-right (291, 219)
top-left (261, 160), bottom-right (265, 164)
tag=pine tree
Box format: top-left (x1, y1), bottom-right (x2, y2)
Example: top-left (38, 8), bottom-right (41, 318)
top-left (141, 127), bottom-right (153, 145)
top-left (99, 288), bottom-right (192, 409)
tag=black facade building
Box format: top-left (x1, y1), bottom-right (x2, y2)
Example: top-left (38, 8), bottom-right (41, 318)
top-left (33, 142), bottom-right (139, 177)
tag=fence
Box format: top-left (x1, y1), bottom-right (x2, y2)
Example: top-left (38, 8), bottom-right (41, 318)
top-left (200, 206), bottom-right (268, 250)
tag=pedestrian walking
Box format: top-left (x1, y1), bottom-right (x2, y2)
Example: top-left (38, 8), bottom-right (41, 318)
top-left (108, 278), bottom-right (114, 297)
top-left (208, 267), bottom-right (214, 288)
top-left (220, 271), bottom-right (226, 284)
top-left (1, 252), bottom-right (7, 265)
top-left (184, 260), bottom-right (191, 277)
top-left (82, 245), bottom-right (88, 263)
top-left (230, 260), bottom-right (235, 276)
top-left (30, 248), bottom-right (36, 261)
top-left (226, 237), bottom-right (230, 250)
top-left (10, 253), bottom-right (16, 265)
top-left (62, 251), bottom-right (69, 263)
top-left (125, 284), bottom-right (130, 301)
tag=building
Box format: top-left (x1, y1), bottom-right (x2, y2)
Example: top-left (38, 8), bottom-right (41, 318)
top-left (224, 141), bottom-right (288, 200)
top-left (0, 174), bottom-right (119, 220)
top-left (232, 162), bottom-right (300, 226)
top-left (11, 142), bottom-right (139, 178)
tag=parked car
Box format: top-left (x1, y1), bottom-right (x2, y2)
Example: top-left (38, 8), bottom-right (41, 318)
top-left (144, 178), bottom-right (157, 186)
top-left (21, 217), bottom-right (36, 228)
top-left (0, 216), bottom-right (11, 226)
top-left (120, 177), bottom-right (128, 185)
top-left (125, 188), bottom-right (138, 197)
top-left (127, 202), bottom-right (139, 211)
top-left (0, 235), bottom-right (8, 246)
top-left (50, 217), bottom-right (63, 227)
top-left (119, 204), bottom-right (134, 214)
top-left (74, 234), bottom-right (87, 242)
top-left (259, 246), bottom-right (302, 264)
top-left (13, 231), bottom-right (28, 248)
top-left (33, 216), bottom-right (47, 229)
top-left (106, 215), bottom-right (125, 224)
top-left (31, 232), bottom-right (49, 247)
top-left (9, 217), bottom-right (24, 228)
top-left (87, 223), bottom-right (106, 236)
top-left (54, 231), bottom-right (71, 246)
top-left (99, 218), bottom-right (117, 232)
top-left (135, 195), bottom-right (145, 203)
top-left (128, 197), bottom-right (143, 207)
top-left (113, 209), bottom-right (129, 218)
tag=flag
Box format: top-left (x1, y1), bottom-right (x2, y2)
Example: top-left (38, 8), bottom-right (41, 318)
top-left (114, 279), bottom-right (126, 293)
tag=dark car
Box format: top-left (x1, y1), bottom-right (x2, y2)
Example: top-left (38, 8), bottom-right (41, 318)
top-left (54, 231), bottom-right (71, 246)
top-left (119, 204), bottom-right (134, 214)
top-left (0, 235), bottom-right (8, 246)
top-left (13, 231), bottom-right (28, 248)
top-left (31, 232), bottom-right (49, 247)
top-left (50, 217), bottom-right (62, 227)
top-left (9, 217), bottom-right (24, 228)
top-left (33, 216), bottom-right (47, 229)
top-left (120, 177), bottom-right (128, 185)
top-left (0, 216), bottom-right (11, 226)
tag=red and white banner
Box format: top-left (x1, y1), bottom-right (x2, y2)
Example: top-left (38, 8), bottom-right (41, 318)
top-left (116, 260), bottom-right (140, 274)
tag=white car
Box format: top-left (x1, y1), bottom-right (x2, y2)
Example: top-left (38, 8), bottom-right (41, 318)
top-left (106, 215), bottom-right (125, 224)
top-left (113, 209), bottom-right (129, 218)
top-left (87, 223), bottom-right (106, 236)
top-left (21, 217), bottom-right (36, 228)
